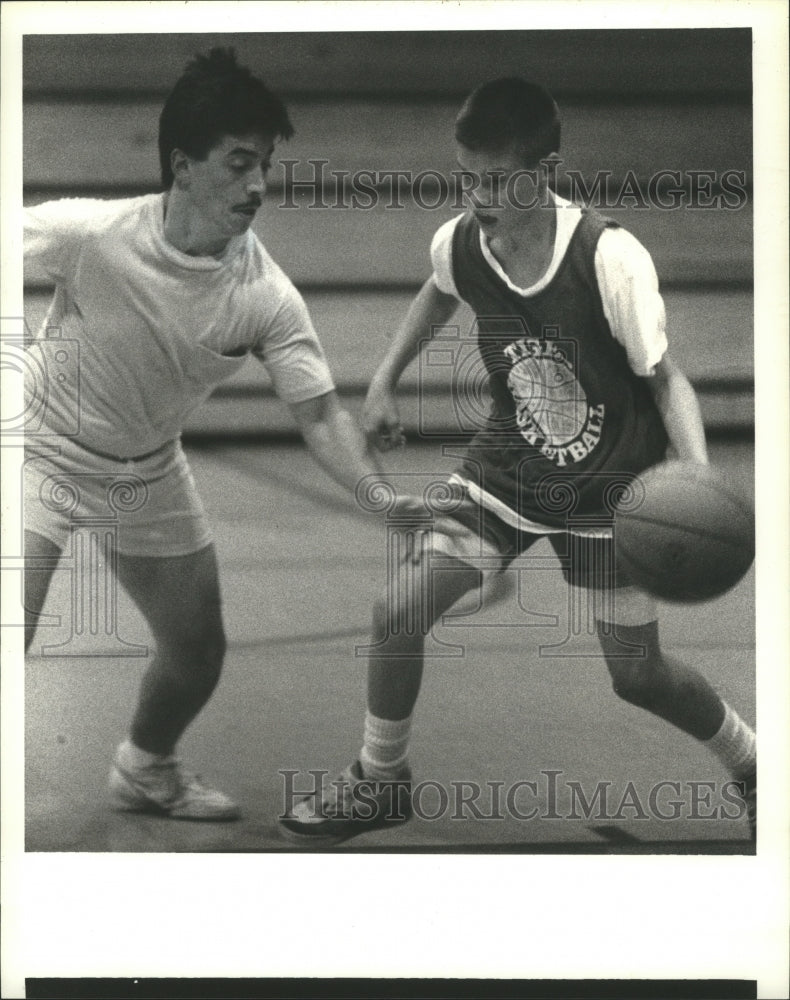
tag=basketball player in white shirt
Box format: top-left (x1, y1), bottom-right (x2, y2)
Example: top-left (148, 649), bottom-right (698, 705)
top-left (23, 48), bottom-right (413, 821)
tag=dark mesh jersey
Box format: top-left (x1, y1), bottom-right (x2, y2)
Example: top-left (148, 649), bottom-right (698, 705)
top-left (449, 209), bottom-right (669, 528)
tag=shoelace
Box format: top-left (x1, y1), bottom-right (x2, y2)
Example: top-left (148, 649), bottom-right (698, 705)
top-left (135, 761), bottom-right (207, 802)
top-left (171, 769), bottom-right (215, 799)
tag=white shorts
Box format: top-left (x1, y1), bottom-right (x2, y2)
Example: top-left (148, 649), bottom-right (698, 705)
top-left (23, 436), bottom-right (212, 558)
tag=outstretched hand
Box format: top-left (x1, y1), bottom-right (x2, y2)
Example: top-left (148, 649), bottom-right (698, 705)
top-left (361, 381), bottom-right (406, 452)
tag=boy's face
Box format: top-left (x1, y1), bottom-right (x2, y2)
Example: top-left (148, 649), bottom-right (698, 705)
top-left (172, 132), bottom-right (275, 247)
top-left (456, 143), bottom-right (547, 237)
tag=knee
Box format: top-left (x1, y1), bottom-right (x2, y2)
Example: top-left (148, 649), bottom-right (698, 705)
top-left (607, 655), bottom-right (696, 712)
top-left (371, 586), bottom-right (430, 643)
top-left (204, 623), bottom-right (227, 667)
top-left (194, 622), bottom-right (227, 671)
top-left (599, 620), bottom-right (661, 708)
top-left (608, 662), bottom-right (659, 709)
top-left (162, 619), bottom-right (226, 678)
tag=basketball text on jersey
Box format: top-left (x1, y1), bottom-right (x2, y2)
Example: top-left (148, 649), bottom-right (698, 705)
top-left (502, 335), bottom-right (606, 466)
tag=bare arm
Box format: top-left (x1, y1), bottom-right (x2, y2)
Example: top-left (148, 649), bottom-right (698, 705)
top-left (290, 388), bottom-right (469, 538)
top-left (362, 277), bottom-right (459, 450)
top-left (646, 353), bottom-right (709, 465)
top-left (289, 390), bottom-right (381, 494)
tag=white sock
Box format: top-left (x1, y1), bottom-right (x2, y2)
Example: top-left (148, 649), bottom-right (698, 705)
top-left (359, 712), bottom-right (412, 779)
top-left (704, 704), bottom-right (756, 778)
top-left (117, 739), bottom-right (174, 769)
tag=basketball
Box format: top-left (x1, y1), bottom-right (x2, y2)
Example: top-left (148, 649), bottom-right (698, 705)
top-left (614, 461), bottom-right (755, 602)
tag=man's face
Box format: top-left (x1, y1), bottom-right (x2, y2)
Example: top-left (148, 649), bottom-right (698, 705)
top-left (456, 143), bottom-right (545, 237)
top-left (173, 132), bottom-right (275, 248)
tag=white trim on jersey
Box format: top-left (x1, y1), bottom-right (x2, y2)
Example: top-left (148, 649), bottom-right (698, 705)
top-left (448, 474), bottom-right (613, 538)
top-left (429, 195), bottom-right (668, 377)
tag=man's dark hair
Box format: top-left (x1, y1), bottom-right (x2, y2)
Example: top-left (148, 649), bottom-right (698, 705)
top-left (158, 47), bottom-right (294, 189)
top-left (455, 77), bottom-right (560, 166)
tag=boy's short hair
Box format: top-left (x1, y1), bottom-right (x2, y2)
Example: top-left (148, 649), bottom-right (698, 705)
top-left (158, 47), bottom-right (294, 189)
top-left (455, 77), bottom-right (561, 166)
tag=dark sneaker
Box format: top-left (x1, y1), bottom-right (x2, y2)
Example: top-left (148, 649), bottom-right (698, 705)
top-left (279, 760), bottom-right (412, 845)
top-left (109, 753), bottom-right (240, 821)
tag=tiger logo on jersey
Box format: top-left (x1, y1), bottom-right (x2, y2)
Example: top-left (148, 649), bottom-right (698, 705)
top-left (503, 337), bottom-right (606, 467)
top-left (508, 355), bottom-right (588, 444)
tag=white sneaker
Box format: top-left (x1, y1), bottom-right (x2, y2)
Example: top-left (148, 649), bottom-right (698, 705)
top-left (109, 751), bottom-right (240, 821)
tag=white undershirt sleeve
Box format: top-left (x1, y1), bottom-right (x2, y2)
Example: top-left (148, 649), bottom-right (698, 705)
top-left (595, 227), bottom-right (668, 376)
top-left (429, 215), bottom-right (463, 298)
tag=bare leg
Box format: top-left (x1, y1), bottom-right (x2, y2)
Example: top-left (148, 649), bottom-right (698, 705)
top-left (24, 530), bottom-right (63, 653)
top-left (115, 544), bottom-right (226, 755)
top-left (368, 553), bottom-right (484, 721)
top-left (598, 619), bottom-right (725, 739)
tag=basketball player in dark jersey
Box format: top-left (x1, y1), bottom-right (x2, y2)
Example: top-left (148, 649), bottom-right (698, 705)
top-left (280, 78), bottom-right (756, 844)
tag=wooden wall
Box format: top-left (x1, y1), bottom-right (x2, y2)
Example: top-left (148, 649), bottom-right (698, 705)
top-left (22, 30), bottom-right (753, 435)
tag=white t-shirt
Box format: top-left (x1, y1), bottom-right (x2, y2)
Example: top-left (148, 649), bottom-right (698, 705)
top-left (25, 195), bottom-right (335, 457)
top-left (429, 194), bottom-right (668, 377)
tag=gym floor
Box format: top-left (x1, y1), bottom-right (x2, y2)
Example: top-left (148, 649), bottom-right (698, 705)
top-left (24, 436), bottom-right (755, 854)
